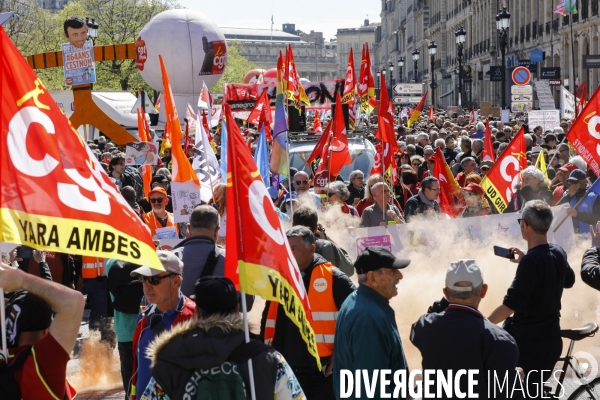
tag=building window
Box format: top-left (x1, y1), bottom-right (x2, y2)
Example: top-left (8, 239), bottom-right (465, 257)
top-left (526, 24), bottom-right (531, 41)
top-left (532, 22), bottom-right (537, 39)
top-left (582, 0), bottom-right (589, 18)
top-left (573, 0), bottom-right (579, 21)
top-left (593, 0), bottom-right (599, 16)
top-left (563, 14), bottom-right (569, 25)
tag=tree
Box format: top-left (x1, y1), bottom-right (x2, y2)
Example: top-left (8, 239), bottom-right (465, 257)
top-left (210, 41), bottom-right (258, 94)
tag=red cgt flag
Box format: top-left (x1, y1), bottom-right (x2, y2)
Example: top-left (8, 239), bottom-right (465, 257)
top-left (428, 104), bottom-right (434, 121)
top-left (0, 27), bottom-right (162, 270)
top-left (432, 147), bottom-right (461, 218)
top-left (137, 109), bottom-right (154, 199)
top-left (320, 93), bottom-right (352, 177)
top-left (480, 127), bottom-right (527, 213)
top-left (566, 85), bottom-right (600, 176)
top-left (247, 89), bottom-right (272, 127)
top-left (222, 102), bottom-right (321, 369)
top-left (481, 118), bottom-right (496, 162)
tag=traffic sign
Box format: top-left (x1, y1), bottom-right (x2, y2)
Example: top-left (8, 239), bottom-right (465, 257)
top-left (549, 79), bottom-right (562, 86)
top-left (393, 97), bottom-right (422, 104)
top-left (393, 83), bottom-right (423, 95)
top-left (512, 67), bottom-right (531, 85)
top-left (430, 82), bottom-right (438, 89)
top-left (511, 102), bottom-right (533, 112)
top-left (511, 94), bottom-right (533, 102)
top-left (511, 85), bottom-right (533, 95)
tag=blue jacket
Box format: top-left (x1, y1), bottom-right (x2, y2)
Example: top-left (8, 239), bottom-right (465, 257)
top-left (333, 285), bottom-right (408, 399)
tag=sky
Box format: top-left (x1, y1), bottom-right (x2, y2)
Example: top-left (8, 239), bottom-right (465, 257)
top-left (177, 0), bottom-right (381, 42)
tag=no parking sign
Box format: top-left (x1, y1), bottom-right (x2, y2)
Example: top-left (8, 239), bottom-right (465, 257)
top-left (512, 66), bottom-right (531, 85)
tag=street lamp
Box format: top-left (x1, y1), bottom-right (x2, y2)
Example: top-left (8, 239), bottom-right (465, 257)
top-left (397, 56), bottom-right (404, 83)
top-left (455, 26), bottom-right (466, 107)
top-left (376, 70), bottom-right (381, 99)
top-left (412, 49), bottom-right (420, 82)
top-left (389, 61), bottom-right (394, 97)
top-left (496, 7), bottom-right (511, 110)
top-left (428, 41), bottom-right (437, 109)
top-left (85, 17), bottom-right (99, 43)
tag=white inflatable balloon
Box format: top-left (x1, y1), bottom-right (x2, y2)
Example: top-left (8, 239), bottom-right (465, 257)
top-left (135, 9), bottom-right (227, 94)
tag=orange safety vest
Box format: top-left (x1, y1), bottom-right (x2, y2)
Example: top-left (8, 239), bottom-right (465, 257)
top-left (143, 211), bottom-right (179, 237)
top-left (81, 256), bottom-right (105, 279)
top-left (264, 262), bottom-right (338, 357)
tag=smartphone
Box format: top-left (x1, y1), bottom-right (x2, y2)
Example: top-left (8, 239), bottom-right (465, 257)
top-left (16, 246), bottom-right (34, 259)
top-left (493, 245), bottom-right (515, 260)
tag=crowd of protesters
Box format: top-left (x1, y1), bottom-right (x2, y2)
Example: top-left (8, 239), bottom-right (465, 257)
top-left (2, 105), bottom-right (600, 400)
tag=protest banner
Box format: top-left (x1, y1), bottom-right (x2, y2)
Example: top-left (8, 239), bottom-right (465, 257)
top-left (125, 142), bottom-right (159, 165)
top-left (61, 40), bottom-right (96, 86)
top-left (527, 110), bottom-right (561, 133)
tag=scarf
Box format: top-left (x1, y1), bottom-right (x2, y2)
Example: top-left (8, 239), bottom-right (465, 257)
top-left (418, 189), bottom-right (436, 207)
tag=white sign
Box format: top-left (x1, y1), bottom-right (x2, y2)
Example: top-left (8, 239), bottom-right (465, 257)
top-left (534, 80), bottom-right (556, 110)
top-left (561, 86), bottom-right (578, 119)
top-left (170, 181), bottom-right (201, 223)
top-left (501, 109), bottom-right (510, 123)
top-left (125, 142), bottom-right (160, 165)
top-left (393, 83), bottom-right (423, 95)
top-left (511, 85), bottom-right (533, 95)
top-left (528, 110), bottom-right (561, 132)
top-left (393, 96), bottom-right (423, 104)
top-left (511, 94), bottom-right (533, 102)
top-left (511, 102), bottom-right (533, 112)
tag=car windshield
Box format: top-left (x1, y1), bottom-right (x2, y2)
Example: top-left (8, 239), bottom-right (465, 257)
top-left (289, 138), bottom-right (375, 182)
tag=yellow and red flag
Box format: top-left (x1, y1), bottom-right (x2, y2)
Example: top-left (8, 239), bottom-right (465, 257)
top-left (433, 147), bottom-right (461, 218)
top-left (407, 90), bottom-right (428, 128)
top-left (358, 43), bottom-right (376, 114)
top-left (159, 55), bottom-right (199, 186)
top-left (342, 47), bottom-right (357, 104)
top-left (307, 119), bottom-right (331, 176)
top-left (285, 45), bottom-right (310, 110)
top-left (0, 27), bottom-right (162, 270)
top-left (137, 109), bottom-right (154, 199)
top-left (223, 102), bottom-right (320, 369)
top-left (566, 85), bottom-right (600, 176)
top-left (480, 127), bottom-right (527, 213)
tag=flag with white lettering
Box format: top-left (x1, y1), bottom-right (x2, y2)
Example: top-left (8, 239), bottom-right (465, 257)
top-left (194, 112), bottom-right (222, 202)
top-left (0, 27), bottom-right (162, 270)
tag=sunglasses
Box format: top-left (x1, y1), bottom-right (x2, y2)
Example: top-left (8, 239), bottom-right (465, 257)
top-left (149, 197), bottom-right (164, 204)
top-left (327, 192), bottom-right (336, 197)
top-left (295, 180), bottom-right (309, 185)
top-left (138, 273), bottom-right (175, 285)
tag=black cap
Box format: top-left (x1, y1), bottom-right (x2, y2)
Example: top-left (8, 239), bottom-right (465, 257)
top-left (152, 174), bottom-right (169, 184)
top-left (567, 169), bottom-right (587, 182)
top-left (194, 276), bottom-right (238, 316)
top-left (354, 246), bottom-right (411, 274)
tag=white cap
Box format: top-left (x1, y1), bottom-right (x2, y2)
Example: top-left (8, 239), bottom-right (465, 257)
top-left (445, 259), bottom-right (483, 292)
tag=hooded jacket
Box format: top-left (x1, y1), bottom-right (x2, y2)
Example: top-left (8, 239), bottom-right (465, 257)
top-left (147, 313), bottom-right (277, 400)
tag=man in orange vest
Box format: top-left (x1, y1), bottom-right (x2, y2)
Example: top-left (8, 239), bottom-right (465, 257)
top-left (261, 226), bottom-right (355, 400)
top-left (143, 187), bottom-right (179, 239)
top-left (81, 254), bottom-right (114, 345)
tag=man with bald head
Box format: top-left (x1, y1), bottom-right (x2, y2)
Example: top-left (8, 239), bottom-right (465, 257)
top-left (360, 182), bottom-right (405, 227)
top-left (285, 170), bottom-right (321, 208)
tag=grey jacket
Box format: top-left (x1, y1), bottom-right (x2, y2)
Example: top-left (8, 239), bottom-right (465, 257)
top-left (315, 239), bottom-right (354, 277)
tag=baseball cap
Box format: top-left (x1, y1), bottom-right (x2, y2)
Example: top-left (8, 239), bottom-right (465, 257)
top-left (545, 133), bottom-right (557, 142)
top-left (194, 276), bottom-right (238, 316)
top-left (151, 175), bottom-right (169, 184)
top-left (445, 259), bottom-right (484, 292)
top-left (130, 250), bottom-right (184, 277)
top-left (566, 169), bottom-right (587, 182)
top-left (480, 160), bottom-right (493, 169)
top-left (463, 183), bottom-right (484, 196)
top-left (558, 163), bottom-right (578, 173)
top-left (148, 187), bottom-right (168, 197)
top-left (354, 246), bottom-right (411, 274)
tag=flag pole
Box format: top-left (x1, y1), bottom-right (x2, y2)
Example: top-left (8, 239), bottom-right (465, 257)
top-left (547, 137), bottom-right (566, 167)
top-left (553, 187), bottom-right (592, 232)
top-left (285, 103), bottom-right (293, 216)
top-left (0, 288), bottom-right (7, 360)
top-left (200, 109), bottom-right (216, 202)
top-left (240, 291), bottom-right (257, 400)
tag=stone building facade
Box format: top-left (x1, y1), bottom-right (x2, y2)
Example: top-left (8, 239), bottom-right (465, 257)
top-left (375, 0), bottom-right (600, 109)
top-left (336, 19), bottom-right (379, 80)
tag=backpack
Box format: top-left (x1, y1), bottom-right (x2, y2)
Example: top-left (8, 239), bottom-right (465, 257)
top-left (182, 341), bottom-right (268, 400)
top-left (107, 260), bottom-right (144, 314)
top-left (0, 347), bottom-right (32, 400)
